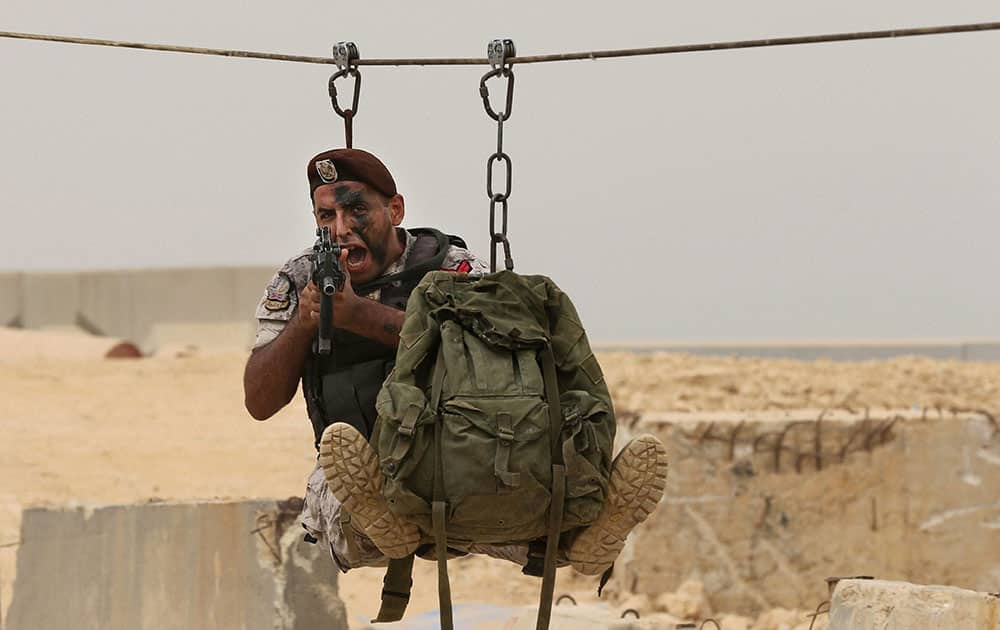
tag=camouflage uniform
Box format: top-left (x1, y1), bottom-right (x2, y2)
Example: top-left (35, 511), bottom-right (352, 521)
top-left (255, 229), bottom-right (533, 570)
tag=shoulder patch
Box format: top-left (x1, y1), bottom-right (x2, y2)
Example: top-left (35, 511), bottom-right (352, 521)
top-left (264, 273), bottom-right (293, 312)
top-left (441, 245), bottom-right (489, 275)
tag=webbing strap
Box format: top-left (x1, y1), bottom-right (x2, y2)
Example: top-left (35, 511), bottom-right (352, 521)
top-left (353, 228), bottom-right (452, 296)
top-left (386, 403), bottom-right (422, 467)
top-left (494, 411), bottom-right (521, 488)
top-left (430, 344), bottom-right (447, 412)
top-left (372, 554), bottom-right (415, 623)
top-left (431, 347), bottom-right (454, 630)
top-left (535, 346), bottom-right (567, 630)
top-left (535, 463), bottom-right (566, 630)
top-left (539, 348), bottom-right (565, 466)
top-left (432, 500), bottom-right (453, 630)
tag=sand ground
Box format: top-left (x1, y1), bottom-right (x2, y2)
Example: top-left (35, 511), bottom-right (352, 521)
top-left (2, 340), bottom-right (999, 627)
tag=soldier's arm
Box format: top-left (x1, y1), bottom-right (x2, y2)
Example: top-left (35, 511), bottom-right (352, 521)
top-left (337, 297), bottom-right (405, 348)
top-left (243, 275), bottom-right (319, 421)
top-left (243, 302), bottom-right (317, 421)
top-left (243, 314), bottom-right (315, 420)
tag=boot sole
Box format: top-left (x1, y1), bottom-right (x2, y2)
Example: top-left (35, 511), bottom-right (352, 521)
top-left (318, 423), bottom-right (422, 559)
top-left (567, 434), bottom-right (668, 575)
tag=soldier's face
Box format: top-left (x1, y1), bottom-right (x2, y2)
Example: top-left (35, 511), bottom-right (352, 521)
top-left (312, 182), bottom-right (405, 285)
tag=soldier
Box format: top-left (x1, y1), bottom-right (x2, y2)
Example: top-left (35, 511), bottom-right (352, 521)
top-left (243, 147), bottom-right (667, 576)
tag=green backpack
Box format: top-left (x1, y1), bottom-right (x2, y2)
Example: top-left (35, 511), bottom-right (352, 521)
top-left (370, 270), bottom-right (616, 629)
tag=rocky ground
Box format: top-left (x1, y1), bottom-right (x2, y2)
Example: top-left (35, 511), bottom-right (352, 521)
top-left (2, 338), bottom-right (998, 628)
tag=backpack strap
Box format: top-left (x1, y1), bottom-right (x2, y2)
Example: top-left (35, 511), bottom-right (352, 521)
top-left (372, 554), bottom-right (415, 623)
top-left (430, 345), bottom-right (455, 630)
top-left (535, 345), bottom-right (567, 630)
top-left (353, 228), bottom-right (453, 297)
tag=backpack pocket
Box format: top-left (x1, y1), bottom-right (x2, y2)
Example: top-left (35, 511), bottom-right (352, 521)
top-left (374, 381), bottom-right (438, 526)
top-left (440, 395), bottom-right (553, 543)
top-left (559, 390), bottom-right (615, 529)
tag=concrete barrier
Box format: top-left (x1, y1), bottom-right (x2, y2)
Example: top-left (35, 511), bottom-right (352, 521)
top-left (0, 273), bottom-right (21, 327)
top-left (829, 579), bottom-right (1000, 629)
top-left (622, 408), bottom-right (1000, 615)
top-left (76, 267), bottom-right (273, 346)
top-left (5, 268), bottom-right (1000, 359)
top-left (5, 499), bottom-right (347, 630)
top-left (2, 267), bottom-right (273, 351)
top-left (19, 273), bottom-right (80, 330)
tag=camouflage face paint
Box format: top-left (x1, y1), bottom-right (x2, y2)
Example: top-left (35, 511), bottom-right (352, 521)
top-left (334, 184), bottom-right (391, 267)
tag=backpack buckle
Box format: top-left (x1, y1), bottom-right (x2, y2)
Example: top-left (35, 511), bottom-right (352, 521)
top-left (498, 427), bottom-right (515, 442)
top-left (397, 404), bottom-right (421, 437)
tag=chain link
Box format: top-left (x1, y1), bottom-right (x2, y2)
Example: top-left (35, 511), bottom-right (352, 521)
top-left (328, 41), bottom-right (360, 148)
top-left (480, 39), bottom-right (516, 273)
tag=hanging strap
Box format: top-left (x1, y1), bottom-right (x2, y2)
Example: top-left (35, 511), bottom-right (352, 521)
top-left (372, 554), bottom-right (415, 623)
top-left (535, 345), bottom-right (567, 630)
top-left (540, 347), bottom-right (564, 465)
top-left (536, 464), bottom-right (565, 630)
top-left (430, 344), bottom-right (454, 630)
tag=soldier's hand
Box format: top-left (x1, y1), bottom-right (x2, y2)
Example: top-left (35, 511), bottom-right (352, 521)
top-left (332, 248), bottom-right (361, 326)
top-left (296, 280), bottom-right (321, 331)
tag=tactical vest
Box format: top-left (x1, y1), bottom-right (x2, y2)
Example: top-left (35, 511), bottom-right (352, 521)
top-left (302, 227), bottom-right (466, 448)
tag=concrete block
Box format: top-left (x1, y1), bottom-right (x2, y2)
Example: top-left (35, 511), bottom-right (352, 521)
top-left (6, 499), bottom-right (347, 630)
top-left (127, 268), bottom-right (235, 337)
top-left (0, 272), bottom-right (22, 326)
top-left (622, 409), bottom-right (1000, 615)
top-left (233, 267), bottom-right (278, 315)
top-left (75, 267), bottom-right (273, 345)
top-left (77, 271), bottom-right (136, 339)
top-left (19, 272), bottom-right (80, 329)
top-left (829, 579), bottom-right (1000, 629)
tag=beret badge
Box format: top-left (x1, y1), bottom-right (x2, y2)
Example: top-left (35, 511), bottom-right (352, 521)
top-left (315, 159), bottom-right (338, 183)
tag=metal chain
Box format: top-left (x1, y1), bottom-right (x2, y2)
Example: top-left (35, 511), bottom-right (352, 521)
top-left (328, 41), bottom-right (360, 148)
top-left (480, 38), bottom-right (516, 273)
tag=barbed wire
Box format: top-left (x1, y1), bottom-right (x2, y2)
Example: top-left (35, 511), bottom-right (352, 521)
top-left (1, 21), bottom-right (999, 67)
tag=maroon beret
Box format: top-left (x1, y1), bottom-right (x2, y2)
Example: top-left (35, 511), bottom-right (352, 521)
top-left (307, 148), bottom-right (398, 199)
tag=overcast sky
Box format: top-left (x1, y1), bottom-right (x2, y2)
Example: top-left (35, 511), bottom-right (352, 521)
top-left (2, 1), bottom-right (998, 342)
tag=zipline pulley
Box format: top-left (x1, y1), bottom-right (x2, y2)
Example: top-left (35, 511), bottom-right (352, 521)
top-left (329, 41), bottom-right (361, 148)
top-left (480, 39), bottom-right (516, 273)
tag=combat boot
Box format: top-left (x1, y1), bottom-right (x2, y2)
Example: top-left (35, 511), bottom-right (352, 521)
top-left (566, 434), bottom-right (669, 575)
top-left (319, 422), bottom-right (422, 559)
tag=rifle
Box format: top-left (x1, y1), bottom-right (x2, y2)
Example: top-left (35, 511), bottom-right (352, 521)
top-left (311, 226), bottom-right (345, 355)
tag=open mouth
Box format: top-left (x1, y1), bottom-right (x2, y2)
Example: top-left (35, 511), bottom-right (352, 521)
top-left (344, 245), bottom-right (370, 276)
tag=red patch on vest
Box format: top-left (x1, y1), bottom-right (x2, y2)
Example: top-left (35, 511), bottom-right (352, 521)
top-left (455, 260), bottom-right (473, 273)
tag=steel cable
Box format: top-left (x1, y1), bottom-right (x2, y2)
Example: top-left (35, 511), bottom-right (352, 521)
top-left (2, 21), bottom-right (999, 67)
